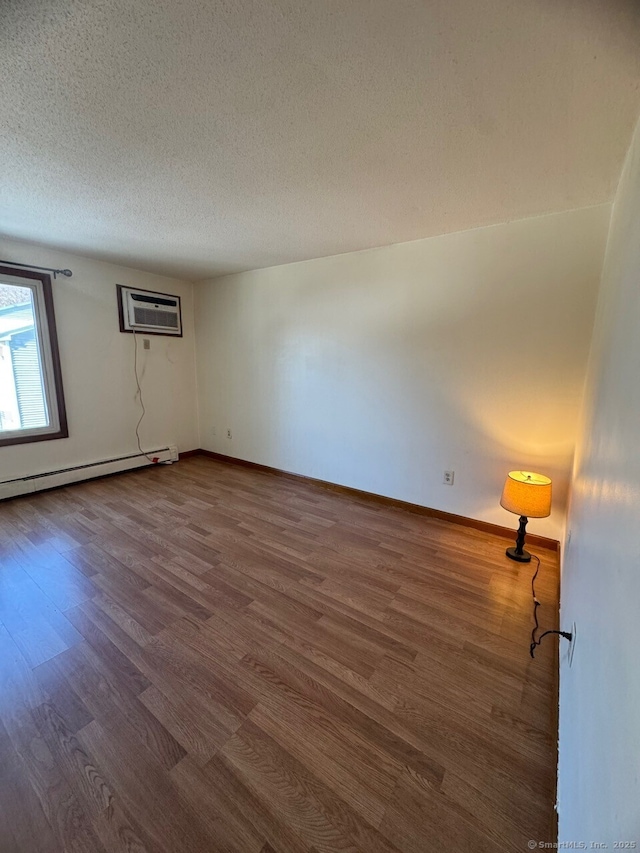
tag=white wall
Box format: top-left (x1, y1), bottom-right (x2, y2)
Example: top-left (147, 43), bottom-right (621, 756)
top-left (195, 206), bottom-right (610, 541)
top-left (0, 237), bottom-right (199, 481)
top-left (558, 121), bottom-right (640, 841)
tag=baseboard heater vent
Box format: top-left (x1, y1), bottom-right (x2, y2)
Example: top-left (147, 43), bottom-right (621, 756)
top-left (0, 445), bottom-right (179, 501)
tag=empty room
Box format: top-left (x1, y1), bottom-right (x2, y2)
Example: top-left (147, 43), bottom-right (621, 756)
top-left (1, 1), bottom-right (639, 850)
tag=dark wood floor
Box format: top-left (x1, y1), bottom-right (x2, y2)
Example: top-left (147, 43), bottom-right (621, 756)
top-left (0, 456), bottom-right (559, 852)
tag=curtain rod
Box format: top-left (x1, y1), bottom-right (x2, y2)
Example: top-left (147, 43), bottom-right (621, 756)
top-left (0, 259), bottom-right (73, 279)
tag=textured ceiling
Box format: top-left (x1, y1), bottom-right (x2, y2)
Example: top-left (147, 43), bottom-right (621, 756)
top-left (1, 0), bottom-right (639, 280)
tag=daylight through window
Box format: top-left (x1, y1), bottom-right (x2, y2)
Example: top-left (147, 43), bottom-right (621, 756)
top-left (0, 266), bottom-right (67, 446)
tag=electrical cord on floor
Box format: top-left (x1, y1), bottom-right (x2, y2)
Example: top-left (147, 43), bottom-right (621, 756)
top-left (529, 554), bottom-right (573, 658)
top-left (132, 329), bottom-right (157, 464)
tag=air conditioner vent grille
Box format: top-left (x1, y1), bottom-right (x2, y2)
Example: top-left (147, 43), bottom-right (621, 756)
top-left (133, 307), bottom-right (179, 329)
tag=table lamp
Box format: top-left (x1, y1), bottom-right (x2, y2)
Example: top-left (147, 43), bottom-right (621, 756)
top-left (500, 471), bottom-right (552, 562)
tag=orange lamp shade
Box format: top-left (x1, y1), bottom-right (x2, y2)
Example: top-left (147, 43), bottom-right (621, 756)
top-left (500, 471), bottom-right (552, 518)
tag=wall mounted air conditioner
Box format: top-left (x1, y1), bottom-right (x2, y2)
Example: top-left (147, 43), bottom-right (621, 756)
top-left (117, 285), bottom-right (182, 336)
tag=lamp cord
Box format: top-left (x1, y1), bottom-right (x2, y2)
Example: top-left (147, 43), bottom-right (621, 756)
top-left (529, 554), bottom-right (572, 658)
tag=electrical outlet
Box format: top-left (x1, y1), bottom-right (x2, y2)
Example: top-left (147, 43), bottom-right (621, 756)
top-left (443, 470), bottom-right (455, 485)
top-left (568, 621), bottom-right (577, 667)
top-left (143, 338), bottom-right (151, 350)
top-left (226, 429), bottom-right (232, 439)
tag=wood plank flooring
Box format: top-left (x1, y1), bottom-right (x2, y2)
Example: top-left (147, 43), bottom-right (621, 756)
top-left (0, 456), bottom-right (559, 852)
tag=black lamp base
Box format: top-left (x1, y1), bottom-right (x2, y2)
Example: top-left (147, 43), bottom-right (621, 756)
top-left (506, 545), bottom-right (532, 563)
top-left (505, 515), bottom-right (532, 562)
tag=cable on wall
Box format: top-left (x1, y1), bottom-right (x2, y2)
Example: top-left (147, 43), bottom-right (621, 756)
top-left (529, 554), bottom-right (573, 658)
top-left (132, 329), bottom-right (159, 464)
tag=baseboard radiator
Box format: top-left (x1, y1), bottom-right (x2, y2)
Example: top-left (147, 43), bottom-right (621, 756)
top-left (0, 445), bottom-right (179, 501)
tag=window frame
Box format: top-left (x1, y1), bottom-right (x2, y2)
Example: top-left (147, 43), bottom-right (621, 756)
top-left (0, 265), bottom-right (68, 447)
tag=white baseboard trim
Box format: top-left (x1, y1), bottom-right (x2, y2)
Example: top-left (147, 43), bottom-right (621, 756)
top-left (0, 445), bottom-right (179, 501)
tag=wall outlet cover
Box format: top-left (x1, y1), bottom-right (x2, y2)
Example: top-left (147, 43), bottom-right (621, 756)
top-left (568, 621), bottom-right (577, 667)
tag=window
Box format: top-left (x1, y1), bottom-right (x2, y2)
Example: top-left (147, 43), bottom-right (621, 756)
top-left (0, 265), bottom-right (67, 446)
